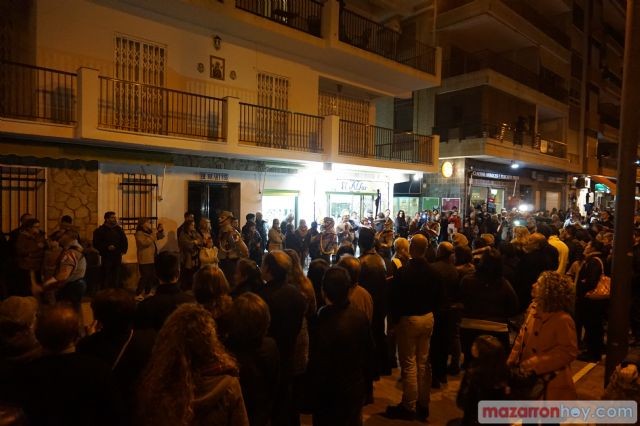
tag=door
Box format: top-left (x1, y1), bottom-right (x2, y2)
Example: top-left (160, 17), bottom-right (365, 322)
top-left (187, 181), bottom-right (240, 237)
top-left (327, 193), bottom-right (375, 221)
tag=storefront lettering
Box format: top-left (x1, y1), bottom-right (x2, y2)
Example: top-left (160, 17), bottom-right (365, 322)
top-left (338, 180), bottom-right (369, 192)
top-left (200, 172), bottom-right (229, 182)
top-left (472, 171), bottom-right (517, 180)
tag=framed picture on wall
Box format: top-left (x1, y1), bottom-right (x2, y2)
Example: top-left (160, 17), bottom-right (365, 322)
top-left (441, 197), bottom-right (460, 212)
top-left (210, 56), bottom-right (225, 80)
top-left (422, 197), bottom-right (440, 212)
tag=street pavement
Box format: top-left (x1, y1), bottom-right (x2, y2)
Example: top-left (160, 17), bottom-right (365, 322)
top-left (301, 358), bottom-right (608, 425)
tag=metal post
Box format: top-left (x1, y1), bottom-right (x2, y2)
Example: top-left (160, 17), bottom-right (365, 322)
top-left (605, 0), bottom-right (640, 384)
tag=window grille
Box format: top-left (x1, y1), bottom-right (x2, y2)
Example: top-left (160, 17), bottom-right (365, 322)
top-left (118, 173), bottom-right (158, 234)
top-left (0, 165), bottom-right (46, 237)
top-left (257, 71), bottom-right (289, 146)
top-left (257, 71), bottom-right (289, 109)
top-left (318, 91), bottom-right (369, 123)
top-left (112, 35), bottom-right (166, 133)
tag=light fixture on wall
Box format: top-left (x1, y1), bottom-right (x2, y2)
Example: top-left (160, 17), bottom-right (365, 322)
top-left (510, 161), bottom-right (520, 169)
top-left (213, 35), bottom-right (222, 50)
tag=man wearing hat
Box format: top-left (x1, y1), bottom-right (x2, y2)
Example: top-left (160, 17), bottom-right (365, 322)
top-left (217, 211), bottom-right (248, 287)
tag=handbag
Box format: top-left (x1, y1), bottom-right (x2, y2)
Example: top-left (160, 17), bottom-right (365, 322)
top-left (585, 257), bottom-right (610, 300)
top-left (508, 367), bottom-right (551, 400)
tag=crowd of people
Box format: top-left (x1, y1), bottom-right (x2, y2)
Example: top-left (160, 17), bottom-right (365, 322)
top-left (1, 203), bottom-right (640, 425)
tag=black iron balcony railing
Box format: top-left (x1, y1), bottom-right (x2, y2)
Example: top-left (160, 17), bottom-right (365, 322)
top-left (339, 8), bottom-right (436, 74)
top-left (239, 103), bottom-right (323, 153)
top-left (443, 50), bottom-right (568, 102)
top-left (434, 122), bottom-right (566, 158)
top-left (602, 67), bottom-right (622, 89)
top-left (99, 77), bottom-right (225, 141)
top-left (339, 120), bottom-right (434, 165)
top-left (235, 0), bottom-right (323, 37)
top-left (0, 61), bottom-right (77, 124)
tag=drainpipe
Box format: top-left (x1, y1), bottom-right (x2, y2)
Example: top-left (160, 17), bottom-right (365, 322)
top-left (605, 0), bottom-right (640, 384)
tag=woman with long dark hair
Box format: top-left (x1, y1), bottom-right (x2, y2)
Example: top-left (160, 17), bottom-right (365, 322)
top-left (137, 303), bottom-right (249, 426)
top-left (395, 210), bottom-right (408, 238)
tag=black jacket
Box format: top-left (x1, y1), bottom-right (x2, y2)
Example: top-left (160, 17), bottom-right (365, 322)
top-left (135, 284), bottom-right (195, 330)
top-left (93, 224), bottom-right (128, 259)
top-left (257, 279), bottom-right (306, 375)
top-left (389, 257), bottom-right (443, 322)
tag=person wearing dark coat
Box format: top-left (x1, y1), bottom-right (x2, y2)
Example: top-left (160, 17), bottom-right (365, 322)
top-left (358, 227), bottom-right (391, 378)
top-left (257, 251), bottom-right (306, 426)
top-left (513, 233), bottom-right (558, 312)
top-left (77, 289), bottom-right (156, 421)
top-left (395, 210), bottom-right (409, 238)
top-left (429, 242), bottom-right (460, 386)
top-left (226, 293), bottom-right (280, 426)
top-left (135, 252), bottom-right (195, 330)
top-left (460, 249), bottom-right (518, 368)
top-left (386, 234), bottom-right (442, 421)
top-left (10, 304), bottom-right (124, 426)
top-left (308, 267), bottom-right (373, 426)
top-left (575, 239), bottom-right (608, 361)
top-left (92, 211), bottom-right (128, 289)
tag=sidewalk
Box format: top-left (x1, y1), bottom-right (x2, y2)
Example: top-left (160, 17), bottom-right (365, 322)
top-left (301, 358), bottom-right (607, 425)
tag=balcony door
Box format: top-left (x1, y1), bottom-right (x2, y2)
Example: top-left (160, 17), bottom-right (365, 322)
top-left (257, 71), bottom-right (289, 147)
top-left (114, 35), bottom-right (166, 134)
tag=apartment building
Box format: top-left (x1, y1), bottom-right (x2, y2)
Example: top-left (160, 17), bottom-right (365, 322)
top-left (0, 0), bottom-right (442, 252)
top-left (415, 0), bottom-right (579, 214)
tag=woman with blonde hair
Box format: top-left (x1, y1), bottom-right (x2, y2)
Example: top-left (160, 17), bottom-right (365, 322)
top-left (137, 303), bottom-right (249, 426)
top-left (391, 237), bottom-right (410, 273)
top-left (508, 271), bottom-right (578, 400)
top-left (193, 264), bottom-right (233, 336)
top-left (268, 219), bottom-right (283, 252)
top-left (510, 225), bottom-right (530, 253)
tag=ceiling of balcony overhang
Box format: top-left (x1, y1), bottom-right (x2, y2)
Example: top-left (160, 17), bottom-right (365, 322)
top-left (346, 0), bottom-right (435, 22)
top-left (437, 14), bottom-right (533, 53)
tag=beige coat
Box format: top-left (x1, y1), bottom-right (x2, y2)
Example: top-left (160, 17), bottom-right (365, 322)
top-left (135, 229), bottom-right (163, 265)
top-left (508, 308), bottom-right (578, 400)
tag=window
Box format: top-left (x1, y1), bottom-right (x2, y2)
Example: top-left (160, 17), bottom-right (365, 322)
top-left (256, 71), bottom-right (289, 146)
top-left (118, 173), bottom-right (158, 234)
top-left (113, 35), bottom-right (166, 134)
top-left (319, 91), bottom-right (369, 123)
top-left (0, 165), bottom-right (46, 236)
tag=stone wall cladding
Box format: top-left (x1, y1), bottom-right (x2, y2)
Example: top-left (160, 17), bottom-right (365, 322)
top-left (47, 167), bottom-right (98, 240)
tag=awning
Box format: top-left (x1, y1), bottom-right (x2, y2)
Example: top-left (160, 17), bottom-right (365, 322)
top-left (590, 175), bottom-right (617, 196)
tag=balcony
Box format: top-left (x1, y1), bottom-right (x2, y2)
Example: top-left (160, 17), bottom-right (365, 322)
top-left (0, 63), bottom-right (437, 173)
top-left (339, 120), bottom-right (434, 165)
top-left (0, 61), bottom-right (77, 125)
top-left (239, 103), bottom-right (323, 152)
top-left (444, 49), bottom-right (568, 102)
top-left (437, 0), bottom-right (570, 57)
top-left (434, 121), bottom-right (567, 159)
top-left (338, 8), bottom-right (436, 74)
top-left (99, 77), bottom-right (225, 141)
top-left (501, 0), bottom-right (570, 49)
top-left (235, 0), bottom-right (323, 37)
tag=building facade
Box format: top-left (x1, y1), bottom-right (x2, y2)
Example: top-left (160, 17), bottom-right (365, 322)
top-left (0, 0), bottom-right (442, 250)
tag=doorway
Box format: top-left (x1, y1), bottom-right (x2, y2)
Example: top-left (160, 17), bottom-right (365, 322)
top-left (261, 191), bottom-right (298, 229)
top-left (187, 181), bottom-right (240, 236)
top-left (327, 192), bottom-right (375, 221)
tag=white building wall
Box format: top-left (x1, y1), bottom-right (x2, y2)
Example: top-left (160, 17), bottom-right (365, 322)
top-left (36, 0), bottom-right (320, 114)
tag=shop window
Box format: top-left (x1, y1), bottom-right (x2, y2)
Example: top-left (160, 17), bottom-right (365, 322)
top-left (0, 165), bottom-right (46, 236)
top-left (119, 173), bottom-right (158, 234)
top-left (262, 191), bottom-right (298, 229)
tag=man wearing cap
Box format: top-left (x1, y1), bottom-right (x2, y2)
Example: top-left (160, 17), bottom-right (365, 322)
top-left (217, 211), bottom-right (248, 287)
